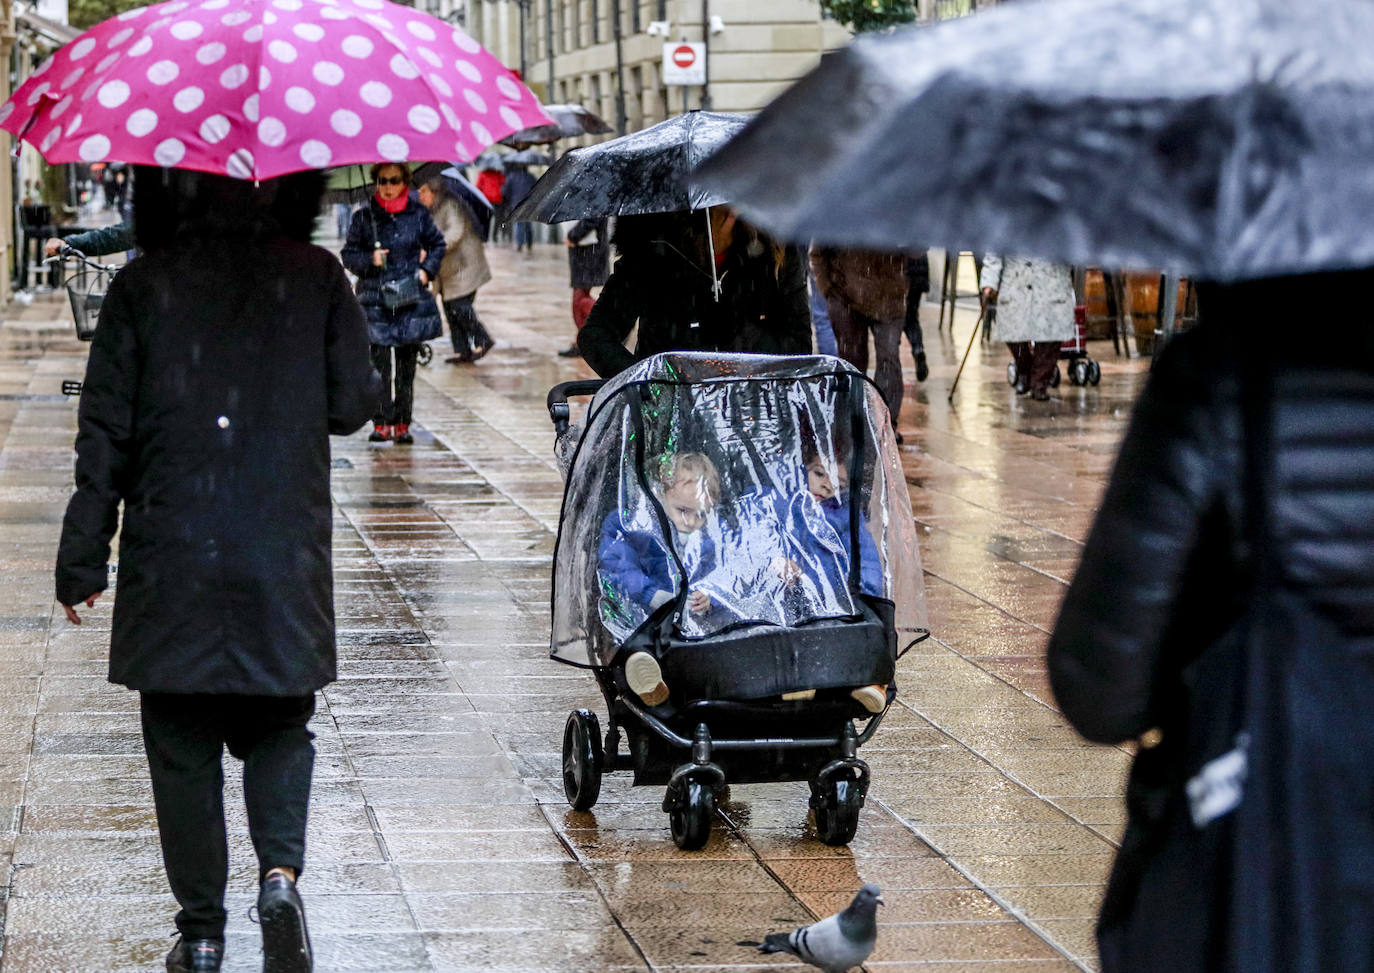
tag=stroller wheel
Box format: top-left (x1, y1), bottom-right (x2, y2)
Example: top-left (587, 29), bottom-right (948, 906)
top-left (668, 779), bottom-right (714, 850)
top-left (562, 709), bottom-right (604, 811)
top-left (1088, 359), bottom-right (1101, 385)
top-left (1006, 362), bottom-right (1019, 387)
top-left (1049, 364), bottom-right (1061, 388)
top-left (416, 343), bottom-right (434, 367)
top-left (813, 776), bottom-right (863, 847)
top-left (1069, 358), bottom-right (1091, 387)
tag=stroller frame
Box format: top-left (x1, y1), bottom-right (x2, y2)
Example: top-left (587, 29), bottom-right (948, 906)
top-left (548, 374), bottom-right (905, 849)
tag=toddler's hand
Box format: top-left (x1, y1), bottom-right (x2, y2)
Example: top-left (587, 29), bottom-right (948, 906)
top-left (688, 590), bottom-right (710, 614)
top-left (771, 557), bottom-right (802, 586)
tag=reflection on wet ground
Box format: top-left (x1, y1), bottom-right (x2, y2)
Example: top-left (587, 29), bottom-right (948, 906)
top-left (0, 240), bottom-right (1152, 971)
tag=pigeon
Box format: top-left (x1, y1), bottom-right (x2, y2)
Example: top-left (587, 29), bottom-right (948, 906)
top-left (755, 883), bottom-right (882, 972)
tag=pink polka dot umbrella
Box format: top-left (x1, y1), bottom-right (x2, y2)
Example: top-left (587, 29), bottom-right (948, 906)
top-left (0, 0), bottom-right (554, 179)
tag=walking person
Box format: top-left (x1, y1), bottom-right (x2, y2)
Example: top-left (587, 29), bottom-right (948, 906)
top-left (558, 217), bottom-right (610, 358)
top-left (417, 177), bottom-right (495, 364)
top-left (980, 254), bottom-right (1075, 400)
top-left (578, 208), bottom-right (811, 379)
top-left (904, 250), bottom-right (930, 382)
top-left (1046, 272), bottom-right (1374, 973)
top-left (54, 166), bottom-right (380, 973)
top-left (810, 245), bottom-right (910, 441)
top-left (341, 163), bottom-right (446, 444)
top-left (502, 162), bottom-right (537, 252)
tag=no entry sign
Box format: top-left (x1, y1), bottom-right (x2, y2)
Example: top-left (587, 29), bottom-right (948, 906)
top-left (662, 42), bottom-right (706, 86)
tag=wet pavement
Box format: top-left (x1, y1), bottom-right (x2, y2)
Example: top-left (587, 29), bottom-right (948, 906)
top-left (0, 239), bottom-right (1152, 972)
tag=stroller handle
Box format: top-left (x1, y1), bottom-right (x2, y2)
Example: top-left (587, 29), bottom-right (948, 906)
top-left (547, 379), bottom-right (605, 436)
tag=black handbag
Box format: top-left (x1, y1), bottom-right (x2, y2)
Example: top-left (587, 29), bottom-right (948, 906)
top-left (379, 274), bottom-right (424, 311)
top-left (1098, 353), bottom-right (1374, 973)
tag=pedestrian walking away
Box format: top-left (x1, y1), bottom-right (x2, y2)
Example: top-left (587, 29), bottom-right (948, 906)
top-left (980, 254), bottom-right (1075, 401)
top-left (341, 163), bottom-right (446, 445)
top-left (502, 162), bottom-right (537, 251)
top-left (904, 250), bottom-right (931, 382)
top-left (810, 245), bottom-right (909, 440)
top-left (54, 166), bottom-right (380, 973)
top-left (418, 177), bottom-right (495, 364)
top-left (578, 208), bottom-right (812, 379)
top-left (1047, 273), bottom-right (1374, 973)
top-left (560, 217), bottom-right (610, 357)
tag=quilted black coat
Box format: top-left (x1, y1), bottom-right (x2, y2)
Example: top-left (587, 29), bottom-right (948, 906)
top-left (341, 193), bottom-right (445, 347)
top-left (1047, 271), bottom-right (1374, 973)
top-left (55, 172), bottom-right (379, 696)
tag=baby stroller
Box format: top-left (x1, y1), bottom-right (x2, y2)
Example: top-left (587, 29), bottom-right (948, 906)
top-left (547, 353), bottom-right (929, 849)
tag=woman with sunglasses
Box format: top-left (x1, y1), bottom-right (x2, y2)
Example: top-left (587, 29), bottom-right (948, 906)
top-left (342, 163), bottom-right (446, 444)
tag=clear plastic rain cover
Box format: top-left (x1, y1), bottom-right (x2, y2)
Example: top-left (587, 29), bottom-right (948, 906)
top-left (552, 353), bottom-right (928, 668)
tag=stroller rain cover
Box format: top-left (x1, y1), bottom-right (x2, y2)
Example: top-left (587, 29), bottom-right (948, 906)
top-left (551, 353), bottom-right (929, 669)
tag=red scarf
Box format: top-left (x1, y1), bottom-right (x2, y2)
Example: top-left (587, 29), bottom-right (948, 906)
top-left (375, 190), bottom-right (408, 214)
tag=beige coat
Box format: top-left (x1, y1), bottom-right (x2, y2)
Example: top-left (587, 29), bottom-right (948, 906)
top-left (429, 195), bottom-right (491, 300)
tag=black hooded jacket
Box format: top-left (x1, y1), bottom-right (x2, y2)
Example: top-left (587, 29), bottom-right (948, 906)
top-left (578, 215), bottom-right (811, 378)
top-left (55, 167), bottom-right (380, 695)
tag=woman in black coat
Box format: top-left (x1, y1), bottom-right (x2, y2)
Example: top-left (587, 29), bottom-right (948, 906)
top-left (341, 162), bottom-right (445, 445)
top-left (54, 166), bottom-right (379, 973)
top-left (1046, 272), bottom-right (1374, 973)
top-left (578, 208), bottom-right (812, 378)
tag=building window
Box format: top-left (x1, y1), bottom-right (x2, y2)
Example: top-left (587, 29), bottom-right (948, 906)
top-left (631, 0), bottom-right (641, 33)
top-left (591, 0), bottom-right (599, 43)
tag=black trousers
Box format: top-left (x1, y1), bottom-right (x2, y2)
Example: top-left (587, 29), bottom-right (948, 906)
top-left (442, 293), bottom-right (492, 354)
top-left (141, 693), bottom-right (316, 942)
top-left (370, 343), bottom-right (420, 425)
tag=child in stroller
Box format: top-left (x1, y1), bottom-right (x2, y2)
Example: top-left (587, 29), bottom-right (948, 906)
top-left (599, 450), bottom-right (888, 712)
top-left (548, 352), bottom-right (928, 849)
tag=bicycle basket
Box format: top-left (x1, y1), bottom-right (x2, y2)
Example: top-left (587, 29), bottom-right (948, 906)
top-left (66, 267), bottom-right (112, 341)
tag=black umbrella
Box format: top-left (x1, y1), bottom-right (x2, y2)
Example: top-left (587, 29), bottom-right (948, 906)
top-left (503, 148), bottom-right (554, 167)
top-left (694, 0), bottom-right (1374, 281)
top-left (510, 110), bottom-right (749, 224)
top-left (502, 103), bottom-right (613, 149)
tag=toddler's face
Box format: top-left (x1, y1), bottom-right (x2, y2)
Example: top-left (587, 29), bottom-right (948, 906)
top-left (662, 479), bottom-right (714, 534)
top-left (806, 458), bottom-right (847, 502)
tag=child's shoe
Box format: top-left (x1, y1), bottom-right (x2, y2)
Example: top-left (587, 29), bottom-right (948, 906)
top-left (850, 684), bottom-right (887, 713)
top-left (625, 651), bottom-right (669, 706)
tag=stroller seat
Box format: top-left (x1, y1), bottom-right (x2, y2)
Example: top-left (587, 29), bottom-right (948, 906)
top-left (657, 600), bottom-right (895, 706)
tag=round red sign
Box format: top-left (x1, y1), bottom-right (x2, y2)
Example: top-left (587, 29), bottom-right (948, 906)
top-left (672, 44), bottom-right (697, 68)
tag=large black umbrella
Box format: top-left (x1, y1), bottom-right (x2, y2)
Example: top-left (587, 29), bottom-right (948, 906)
top-left (511, 110), bottom-right (749, 224)
top-left (694, 0), bottom-right (1374, 281)
top-left (502, 103), bottom-right (613, 149)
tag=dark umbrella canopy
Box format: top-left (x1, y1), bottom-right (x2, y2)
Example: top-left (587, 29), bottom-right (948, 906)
top-left (512, 110), bottom-right (749, 223)
top-left (694, 0), bottom-right (1374, 281)
top-left (503, 103), bottom-right (613, 148)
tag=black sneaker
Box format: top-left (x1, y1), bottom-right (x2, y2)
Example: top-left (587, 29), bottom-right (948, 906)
top-left (914, 351), bottom-right (929, 382)
top-left (258, 874), bottom-right (313, 973)
top-left (166, 937), bottom-right (224, 973)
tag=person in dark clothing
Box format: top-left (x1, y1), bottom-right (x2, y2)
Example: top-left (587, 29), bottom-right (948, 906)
top-left (559, 217), bottom-right (610, 358)
top-left (578, 208), bottom-right (812, 379)
top-left (341, 163), bottom-right (445, 445)
top-left (1046, 272), bottom-right (1374, 973)
top-left (810, 246), bottom-right (910, 440)
top-left (501, 163), bottom-right (537, 251)
top-left (904, 251), bottom-right (930, 382)
top-left (54, 165), bottom-right (380, 973)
